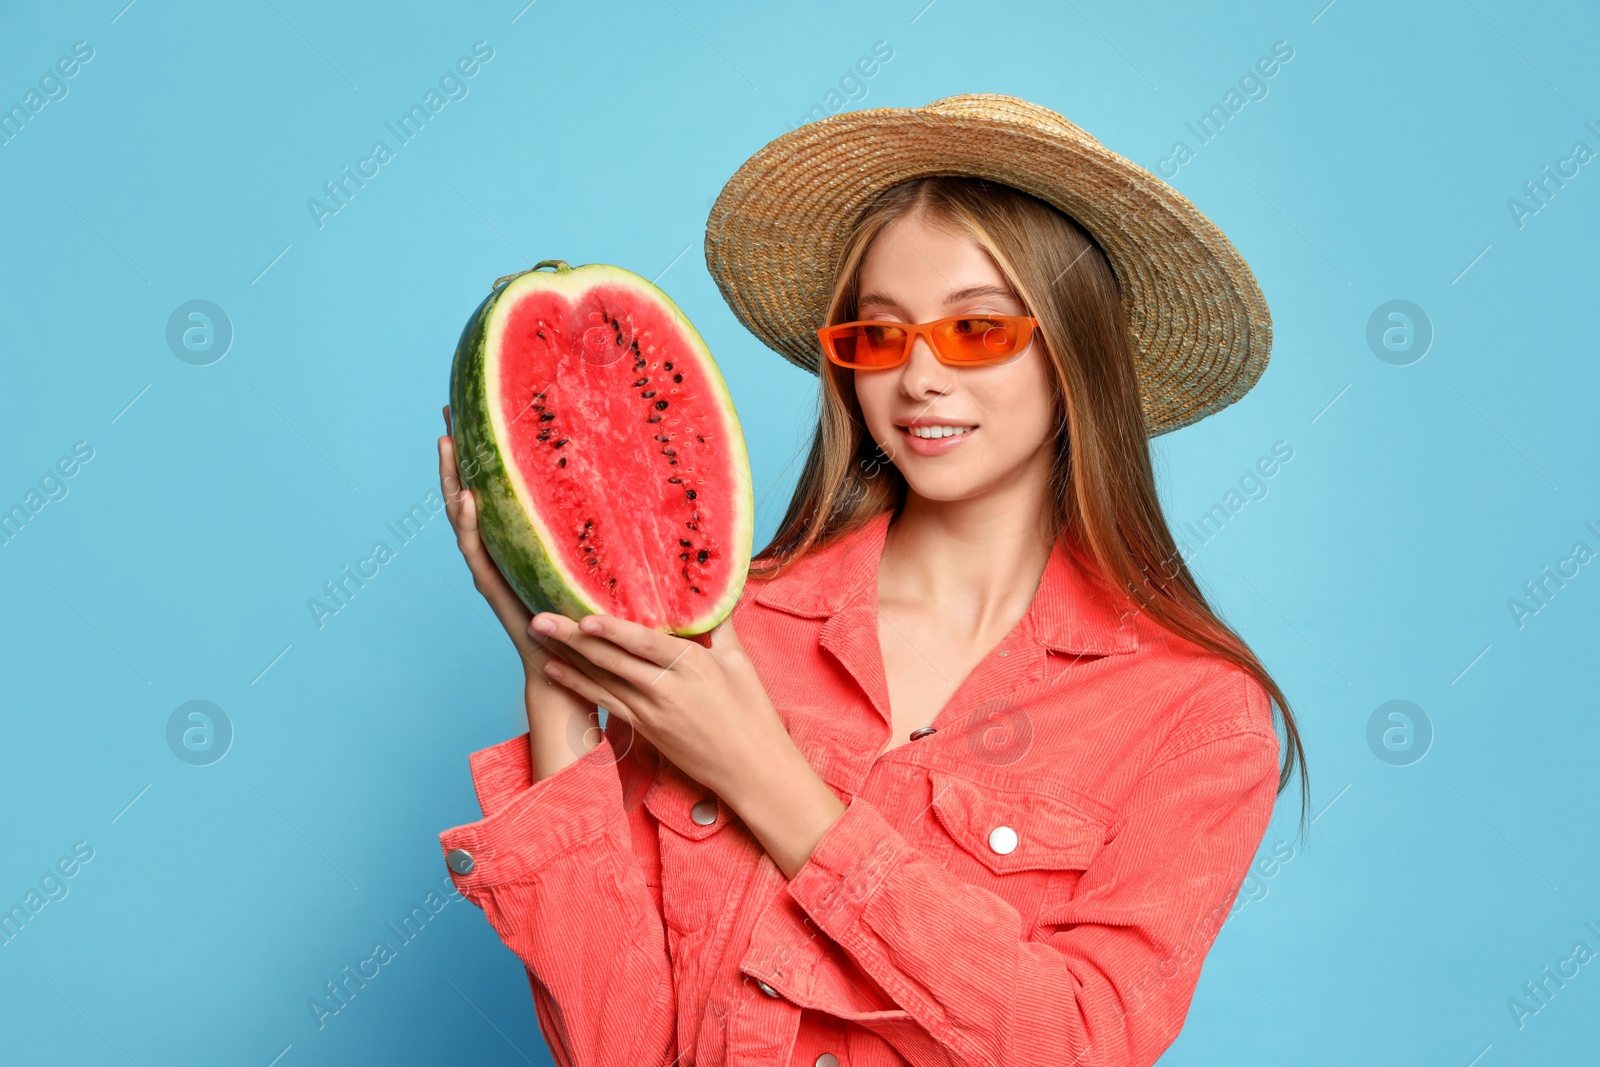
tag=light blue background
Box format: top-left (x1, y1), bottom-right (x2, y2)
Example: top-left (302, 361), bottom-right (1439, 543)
top-left (2, 1), bottom-right (1596, 1064)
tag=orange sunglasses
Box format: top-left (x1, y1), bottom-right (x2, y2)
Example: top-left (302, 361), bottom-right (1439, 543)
top-left (817, 314), bottom-right (1041, 369)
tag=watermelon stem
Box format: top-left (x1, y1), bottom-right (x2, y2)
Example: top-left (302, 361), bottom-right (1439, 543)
top-left (493, 260), bottom-right (571, 292)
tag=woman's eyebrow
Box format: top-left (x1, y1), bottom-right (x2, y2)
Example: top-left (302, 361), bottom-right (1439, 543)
top-left (856, 284), bottom-right (1019, 311)
top-left (942, 284), bottom-right (1019, 305)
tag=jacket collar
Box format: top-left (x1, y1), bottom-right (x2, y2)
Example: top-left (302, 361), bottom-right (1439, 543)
top-left (753, 509), bottom-right (1138, 657)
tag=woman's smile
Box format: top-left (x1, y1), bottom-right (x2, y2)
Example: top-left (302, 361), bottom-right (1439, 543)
top-left (897, 418), bottom-right (978, 455)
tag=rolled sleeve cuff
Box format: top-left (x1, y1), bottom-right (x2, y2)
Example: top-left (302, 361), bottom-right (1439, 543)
top-left (465, 732), bottom-right (536, 818)
top-left (438, 735), bottom-right (624, 894)
top-left (786, 796), bottom-right (909, 938)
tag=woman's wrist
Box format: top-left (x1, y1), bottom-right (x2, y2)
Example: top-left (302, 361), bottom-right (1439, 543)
top-left (524, 675), bottom-right (599, 782)
top-left (724, 739), bottom-right (848, 879)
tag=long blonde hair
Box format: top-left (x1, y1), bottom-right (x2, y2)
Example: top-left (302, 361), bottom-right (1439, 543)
top-left (753, 176), bottom-right (1309, 831)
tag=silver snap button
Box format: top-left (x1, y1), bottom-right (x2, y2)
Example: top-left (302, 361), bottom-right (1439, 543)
top-left (690, 798), bottom-right (718, 826)
top-left (446, 848), bottom-right (475, 875)
top-left (909, 726), bottom-right (938, 740)
top-left (987, 825), bottom-right (1019, 855)
top-left (816, 1054), bottom-right (840, 1067)
top-left (756, 979), bottom-right (780, 997)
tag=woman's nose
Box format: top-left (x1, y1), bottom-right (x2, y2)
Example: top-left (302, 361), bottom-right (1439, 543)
top-left (899, 334), bottom-right (953, 396)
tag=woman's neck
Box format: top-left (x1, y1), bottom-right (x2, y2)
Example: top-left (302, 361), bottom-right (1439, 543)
top-left (878, 459), bottom-right (1057, 632)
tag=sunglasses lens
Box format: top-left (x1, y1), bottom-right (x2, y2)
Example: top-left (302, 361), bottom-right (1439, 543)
top-left (825, 316), bottom-right (1032, 368)
top-left (830, 323), bottom-right (906, 367)
top-left (934, 317), bottom-right (1026, 362)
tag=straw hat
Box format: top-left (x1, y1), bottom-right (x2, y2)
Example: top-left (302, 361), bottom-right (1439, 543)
top-left (702, 92), bottom-right (1271, 436)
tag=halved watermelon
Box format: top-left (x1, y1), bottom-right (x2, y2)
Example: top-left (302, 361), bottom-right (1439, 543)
top-left (449, 260), bottom-right (753, 635)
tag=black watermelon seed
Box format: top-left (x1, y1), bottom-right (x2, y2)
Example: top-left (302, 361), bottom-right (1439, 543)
top-left (662, 448), bottom-right (676, 457)
top-left (685, 489), bottom-right (696, 500)
top-left (679, 539), bottom-right (691, 547)
top-left (697, 550), bottom-right (709, 564)
top-left (633, 378), bottom-right (649, 387)
top-left (654, 434), bottom-right (670, 442)
top-left (673, 374), bottom-right (683, 383)
top-left (664, 362), bottom-right (674, 370)
top-left (633, 360), bottom-right (646, 371)
top-left (679, 552), bottom-right (690, 561)
top-left (534, 392), bottom-right (546, 399)
top-left (648, 414), bottom-right (662, 423)
top-left (654, 400), bottom-right (668, 410)
top-left (553, 439), bottom-right (569, 448)
top-left (641, 390), bottom-right (657, 399)
top-left (667, 476), bottom-right (682, 484)
top-left (690, 586), bottom-right (701, 595)
top-left (539, 413), bottom-right (556, 422)
top-left (558, 457), bottom-right (567, 468)
top-left (608, 577), bottom-right (617, 587)
top-left (668, 459), bottom-right (678, 466)
top-left (537, 430), bottom-right (550, 441)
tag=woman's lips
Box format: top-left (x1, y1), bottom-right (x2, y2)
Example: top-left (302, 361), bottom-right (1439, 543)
top-left (898, 424), bottom-right (977, 456)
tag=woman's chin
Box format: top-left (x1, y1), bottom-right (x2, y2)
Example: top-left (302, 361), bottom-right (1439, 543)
top-left (899, 468), bottom-right (1002, 505)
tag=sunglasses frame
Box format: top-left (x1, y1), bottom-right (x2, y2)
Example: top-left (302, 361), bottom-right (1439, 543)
top-left (816, 314), bottom-right (1041, 370)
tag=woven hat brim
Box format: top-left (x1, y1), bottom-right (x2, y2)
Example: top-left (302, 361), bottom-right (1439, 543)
top-left (703, 95), bottom-right (1271, 436)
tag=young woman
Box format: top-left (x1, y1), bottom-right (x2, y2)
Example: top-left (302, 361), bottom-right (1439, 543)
top-left (436, 94), bottom-right (1308, 1067)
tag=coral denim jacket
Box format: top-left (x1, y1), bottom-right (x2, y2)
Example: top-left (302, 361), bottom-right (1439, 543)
top-left (438, 509), bottom-right (1282, 1067)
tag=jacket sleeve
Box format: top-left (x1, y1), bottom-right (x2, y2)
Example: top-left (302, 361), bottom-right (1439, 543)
top-left (438, 716), bottom-right (676, 1066)
top-left (767, 678), bottom-right (1283, 1067)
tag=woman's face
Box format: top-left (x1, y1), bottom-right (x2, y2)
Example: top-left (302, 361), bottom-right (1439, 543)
top-left (850, 210), bottom-right (1058, 505)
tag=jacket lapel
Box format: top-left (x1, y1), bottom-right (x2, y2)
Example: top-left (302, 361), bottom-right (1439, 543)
top-left (752, 509), bottom-right (1141, 735)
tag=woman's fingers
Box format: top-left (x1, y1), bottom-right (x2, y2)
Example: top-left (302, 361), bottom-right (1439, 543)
top-left (454, 485), bottom-right (527, 616)
top-left (531, 617), bottom-right (639, 693)
top-left (576, 614), bottom-right (690, 671)
top-left (438, 434), bottom-right (462, 526)
top-left (542, 657), bottom-right (630, 722)
top-left (441, 427), bottom-right (583, 681)
top-left (440, 440), bottom-right (505, 595)
top-left (532, 612), bottom-right (686, 691)
top-left (438, 434), bottom-right (553, 674)
top-left (706, 615), bottom-right (745, 659)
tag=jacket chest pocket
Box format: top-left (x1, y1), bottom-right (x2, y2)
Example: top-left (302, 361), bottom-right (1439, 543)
top-left (928, 771), bottom-right (1107, 929)
top-left (644, 763), bottom-right (746, 935)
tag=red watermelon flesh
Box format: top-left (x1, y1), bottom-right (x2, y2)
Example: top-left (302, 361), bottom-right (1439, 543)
top-left (450, 261), bottom-right (753, 635)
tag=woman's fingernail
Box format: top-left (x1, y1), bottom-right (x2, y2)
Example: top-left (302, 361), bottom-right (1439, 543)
top-left (543, 661), bottom-right (564, 678)
top-left (532, 616), bottom-right (557, 636)
top-left (579, 616), bottom-right (602, 634)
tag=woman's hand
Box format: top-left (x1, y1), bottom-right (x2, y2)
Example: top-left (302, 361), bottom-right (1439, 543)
top-left (438, 405), bottom-right (600, 778)
top-left (529, 610), bottom-right (849, 877)
top-left (529, 613), bottom-right (781, 799)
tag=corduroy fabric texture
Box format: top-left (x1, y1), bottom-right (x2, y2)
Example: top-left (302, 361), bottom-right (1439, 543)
top-left (703, 93), bottom-right (1273, 436)
top-left (439, 510), bottom-right (1281, 1065)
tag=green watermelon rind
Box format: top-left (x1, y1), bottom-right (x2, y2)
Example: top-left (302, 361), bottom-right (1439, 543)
top-left (449, 262), bottom-right (754, 636)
